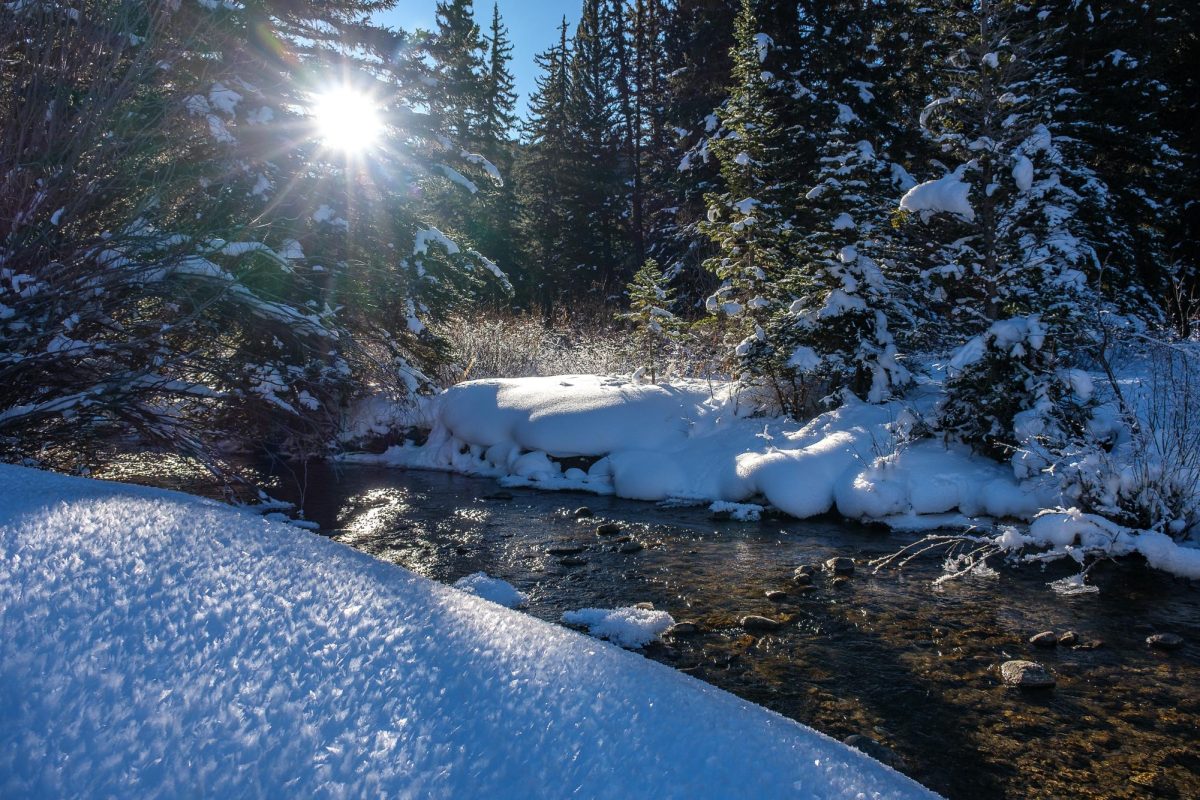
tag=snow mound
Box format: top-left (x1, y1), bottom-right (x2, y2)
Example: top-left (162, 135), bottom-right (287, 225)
top-left (453, 571), bottom-right (528, 608)
top-left (0, 465), bottom-right (937, 799)
top-left (562, 606), bottom-right (676, 649)
top-left (354, 375), bottom-right (1045, 531)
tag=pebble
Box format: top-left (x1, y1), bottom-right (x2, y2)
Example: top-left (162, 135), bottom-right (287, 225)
top-left (766, 590), bottom-right (788, 601)
top-left (794, 564), bottom-right (816, 577)
top-left (1146, 632), bottom-right (1184, 651)
top-left (1073, 639), bottom-right (1104, 651)
top-left (619, 540), bottom-right (645, 554)
top-left (666, 621), bottom-right (700, 636)
top-left (573, 506), bottom-right (594, 518)
top-left (1000, 660), bottom-right (1056, 688)
top-left (792, 573), bottom-right (813, 586)
top-left (1058, 631), bottom-right (1078, 647)
top-left (559, 556), bottom-right (587, 567)
top-left (832, 576), bottom-right (851, 589)
top-left (741, 615), bottom-right (784, 632)
top-left (1029, 631), bottom-right (1058, 648)
top-left (825, 556), bottom-right (855, 575)
top-left (596, 523), bottom-right (622, 535)
top-left (634, 602), bottom-right (655, 610)
top-left (546, 544), bottom-right (585, 555)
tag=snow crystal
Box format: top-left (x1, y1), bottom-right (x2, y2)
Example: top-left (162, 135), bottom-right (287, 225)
top-left (562, 606), bottom-right (675, 648)
top-left (453, 572), bottom-right (528, 608)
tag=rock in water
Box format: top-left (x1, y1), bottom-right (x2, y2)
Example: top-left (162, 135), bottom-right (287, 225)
top-left (1029, 631), bottom-right (1058, 648)
top-left (574, 506), bottom-right (594, 518)
top-left (1146, 633), bottom-right (1184, 651)
top-left (666, 621), bottom-right (700, 637)
top-left (1058, 631), bottom-right (1078, 647)
top-left (546, 544), bottom-right (586, 555)
top-left (741, 615), bottom-right (783, 632)
top-left (559, 556), bottom-right (587, 567)
top-left (619, 540), bottom-right (644, 554)
top-left (596, 523), bottom-right (622, 536)
top-left (1000, 660), bottom-right (1056, 688)
top-left (766, 590), bottom-right (788, 601)
top-left (794, 564), bottom-right (816, 577)
top-left (825, 557), bottom-right (855, 575)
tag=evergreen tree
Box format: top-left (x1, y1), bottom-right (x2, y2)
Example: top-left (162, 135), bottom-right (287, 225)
top-left (899, 1), bottom-right (1104, 463)
top-left (429, 0), bottom-right (488, 146)
top-left (515, 19), bottom-right (575, 308)
top-left (620, 259), bottom-right (683, 381)
top-left (698, 0), bottom-right (796, 404)
top-left (0, 0), bottom-right (506, 472)
top-left (563, 0), bottom-right (627, 294)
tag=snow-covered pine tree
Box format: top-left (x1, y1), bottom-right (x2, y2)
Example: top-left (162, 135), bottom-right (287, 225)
top-left (775, 126), bottom-right (912, 405)
top-left (620, 259), bottom-right (683, 382)
top-left (899, 0), bottom-right (1103, 465)
top-left (743, 0), bottom-right (914, 410)
top-left (0, 0), bottom-right (507, 472)
top-left (699, 0), bottom-right (796, 400)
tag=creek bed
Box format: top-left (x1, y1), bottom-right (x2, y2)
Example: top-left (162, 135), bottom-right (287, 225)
top-left (251, 462), bottom-right (1197, 799)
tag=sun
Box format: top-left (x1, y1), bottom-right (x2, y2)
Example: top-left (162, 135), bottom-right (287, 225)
top-left (311, 88), bottom-right (384, 153)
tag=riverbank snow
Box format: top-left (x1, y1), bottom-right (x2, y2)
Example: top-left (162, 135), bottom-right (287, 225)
top-left (349, 373), bottom-right (1200, 580)
top-left (453, 570), bottom-right (529, 607)
top-left (562, 606), bottom-right (676, 648)
top-left (353, 374), bottom-right (1050, 525)
top-left (0, 464), bottom-right (938, 799)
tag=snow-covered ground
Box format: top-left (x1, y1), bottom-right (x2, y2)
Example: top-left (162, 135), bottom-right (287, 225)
top-left (347, 373), bottom-right (1200, 580)
top-left (0, 464), bottom-right (937, 799)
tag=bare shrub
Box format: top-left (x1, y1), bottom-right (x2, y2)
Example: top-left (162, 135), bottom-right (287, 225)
top-left (434, 305), bottom-right (727, 383)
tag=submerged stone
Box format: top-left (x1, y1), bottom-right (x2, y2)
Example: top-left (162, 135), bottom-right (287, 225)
top-left (741, 615), bottom-right (783, 632)
top-left (1029, 631), bottom-right (1058, 648)
top-left (825, 557), bottom-right (855, 575)
top-left (1146, 633), bottom-right (1184, 651)
top-left (1000, 660), bottom-right (1056, 688)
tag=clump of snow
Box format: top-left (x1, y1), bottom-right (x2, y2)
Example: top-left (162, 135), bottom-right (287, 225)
top-left (453, 571), bottom-right (528, 608)
top-left (562, 606), bottom-right (676, 649)
top-left (1012, 155), bottom-right (1034, 193)
top-left (710, 500), bottom-right (764, 521)
top-left (0, 465), bottom-right (938, 799)
top-left (900, 167), bottom-right (975, 222)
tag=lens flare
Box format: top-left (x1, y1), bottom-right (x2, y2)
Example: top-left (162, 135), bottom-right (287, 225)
top-left (311, 88), bottom-right (384, 153)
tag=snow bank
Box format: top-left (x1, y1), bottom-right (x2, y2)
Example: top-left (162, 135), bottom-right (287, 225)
top-left (357, 375), bottom-right (1043, 530)
top-left (453, 571), bottom-right (528, 608)
top-left (0, 465), bottom-right (938, 799)
top-left (562, 606), bottom-right (676, 648)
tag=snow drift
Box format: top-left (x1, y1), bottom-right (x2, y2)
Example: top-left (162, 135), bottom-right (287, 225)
top-left (0, 464), bottom-right (937, 799)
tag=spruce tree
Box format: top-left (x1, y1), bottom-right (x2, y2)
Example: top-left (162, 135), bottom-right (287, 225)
top-left (900, 1), bottom-right (1104, 465)
top-left (620, 259), bottom-right (683, 382)
top-left (699, 0), bottom-right (795, 404)
top-left (515, 19), bottom-right (575, 308)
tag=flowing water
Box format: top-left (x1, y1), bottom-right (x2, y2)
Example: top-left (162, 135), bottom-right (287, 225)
top-left (136, 459), bottom-right (1200, 799)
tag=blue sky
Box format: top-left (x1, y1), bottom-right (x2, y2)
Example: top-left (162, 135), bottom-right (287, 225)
top-left (375, 2), bottom-right (581, 114)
